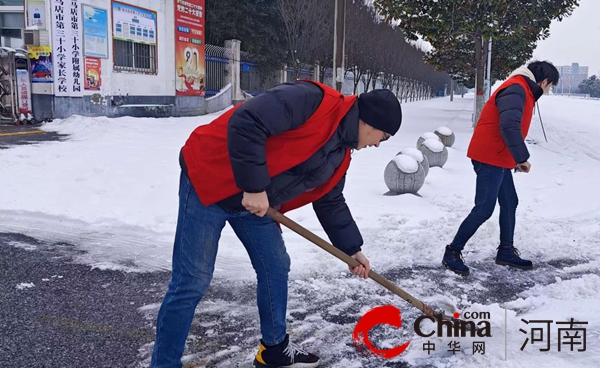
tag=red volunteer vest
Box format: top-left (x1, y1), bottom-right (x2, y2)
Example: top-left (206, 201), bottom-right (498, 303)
top-left (467, 76), bottom-right (536, 169)
top-left (182, 80), bottom-right (357, 214)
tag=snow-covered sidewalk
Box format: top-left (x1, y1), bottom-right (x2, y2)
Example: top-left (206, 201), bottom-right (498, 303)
top-left (1, 95), bottom-right (598, 367)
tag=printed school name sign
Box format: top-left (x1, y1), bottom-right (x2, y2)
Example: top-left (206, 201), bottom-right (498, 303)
top-left (51, 0), bottom-right (84, 97)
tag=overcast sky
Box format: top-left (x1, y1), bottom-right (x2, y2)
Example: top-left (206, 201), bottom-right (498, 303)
top-left (532, 0), bottom-right (600, 76)
top-left (408, 1), bottom-right (599, 77)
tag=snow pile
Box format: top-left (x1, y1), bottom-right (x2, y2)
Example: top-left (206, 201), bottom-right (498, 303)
top-left (392, 154), bottom-right (419, 173)
top-left (436, 126), bottom-right (453, 136)
top-left (420, 131), bottom-right (440, 141)
top-left (422, 138), bottom-right (445, 152)
top-left (508, 274), bottom-right (600, 308)
top-left (9, 241), bottom-right (37, 251)
top-left (398, 147), bottom-right (424, 163)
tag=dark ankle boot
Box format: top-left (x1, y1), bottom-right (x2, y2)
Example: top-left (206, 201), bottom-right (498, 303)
top-left (495, 246), bottom-right (533, 270)
top-left (442, 245), bottom-right (470, 276)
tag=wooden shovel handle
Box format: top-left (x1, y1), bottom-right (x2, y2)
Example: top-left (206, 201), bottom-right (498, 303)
top-left (266, 207), bottom-right (438, 317)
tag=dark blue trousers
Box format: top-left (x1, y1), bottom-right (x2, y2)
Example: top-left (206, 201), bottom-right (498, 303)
top-left (450, 160), bottom-right (518, 250)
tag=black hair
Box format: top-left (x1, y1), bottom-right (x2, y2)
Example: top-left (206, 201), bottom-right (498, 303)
top-left (527, 61), bottom-right (560, 85)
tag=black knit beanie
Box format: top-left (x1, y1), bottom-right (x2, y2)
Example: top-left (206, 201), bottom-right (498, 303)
top-left (357, 89), bottom-right (402, 135)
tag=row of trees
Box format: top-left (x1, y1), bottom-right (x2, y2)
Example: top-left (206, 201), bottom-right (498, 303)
top-left (374, 0), bottom-right (580, 122)
top-left (579, 76), bottom-right (600, 98)
top-left (205, 0), bottom-right (451, 94)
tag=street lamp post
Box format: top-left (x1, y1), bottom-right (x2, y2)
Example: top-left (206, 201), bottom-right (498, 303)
top-left (333, 0), bottom-right (347, 92)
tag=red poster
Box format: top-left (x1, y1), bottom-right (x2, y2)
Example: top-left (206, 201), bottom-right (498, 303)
top-left (174, 0), bottom-right (206, 96)
top-left (84, 57), bottom-right (102, 90)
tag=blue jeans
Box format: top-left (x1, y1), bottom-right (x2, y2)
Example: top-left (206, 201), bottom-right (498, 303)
top-left (151, 172), bottom-right (291, 368)
top-left (450, 160), bottom-right (519, 250)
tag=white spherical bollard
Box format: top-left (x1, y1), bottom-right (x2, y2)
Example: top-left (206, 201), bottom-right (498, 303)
top-left (417, 132), bottom-right (441, 148)
top-left (384, 154), bottom-right (426, 195)
top-left (434, 126), bottom-right (456, 147)
top-left (397, 147), bottom-right (430, 177)
top-left (418, 138), bottom-right (448, 168)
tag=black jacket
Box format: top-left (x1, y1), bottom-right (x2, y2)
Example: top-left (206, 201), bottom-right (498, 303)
top-left (496, 76), bottom-right (543, 164)
top-left (181, 81), bottom-right (364, 256)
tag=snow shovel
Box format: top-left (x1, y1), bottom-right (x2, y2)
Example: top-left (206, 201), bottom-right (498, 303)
top-left (266, 207), bottom-right (459, 322)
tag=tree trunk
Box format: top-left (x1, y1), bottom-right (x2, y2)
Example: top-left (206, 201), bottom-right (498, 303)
top-left (399, 78), bottom-right (405, 100)
top-left (473, 35), bottom-right (487, 127)
top-left (364, 72), bottom-right (372, 92)
top-left (450, 79), bottom-right (454, 102)
top-left (353, 67), bottom-right (362, 94)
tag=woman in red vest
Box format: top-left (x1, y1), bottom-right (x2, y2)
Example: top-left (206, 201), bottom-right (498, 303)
top-left (443, 61), bottom-right (559, 276)
top-left (151, 81), bottom-right (402, 368)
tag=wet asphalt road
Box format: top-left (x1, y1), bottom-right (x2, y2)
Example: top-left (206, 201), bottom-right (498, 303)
top-left (0, 125), bottom-right (68, 149)
top-left (0, 232), bottom-right (170, 368)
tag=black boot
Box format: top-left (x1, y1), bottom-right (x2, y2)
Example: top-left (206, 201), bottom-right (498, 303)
top-left (495, 245), bottom-right (533, 270)
top-left (254, 334), bottom-right (320, 367)
top-left (442, 245), bottom-right (470, 276)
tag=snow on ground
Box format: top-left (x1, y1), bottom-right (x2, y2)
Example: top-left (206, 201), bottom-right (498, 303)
top-left (1, 94), bottom-right (599, 367)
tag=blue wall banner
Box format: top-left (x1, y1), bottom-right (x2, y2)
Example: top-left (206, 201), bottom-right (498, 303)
top-left (112, 1), bottom-right (157, 46)
top-left (83, 5), bottom-right (109, 59)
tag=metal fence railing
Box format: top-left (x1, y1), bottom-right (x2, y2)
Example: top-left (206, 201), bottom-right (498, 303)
top-left (240, 51), bottom-right (281, 97)
top-left (285, 65), bottom-right (315, 83)
top-left (205, 44), bottom-right (229, 97)
top-left (205, 44), bottom-right (424, 101)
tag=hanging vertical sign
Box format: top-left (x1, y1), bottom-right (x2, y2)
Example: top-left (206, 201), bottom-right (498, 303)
top-left (17, 70), bottom-right (33, 115)
top-left (70, 0), bottom-right (83, 95)
top-left (52, 0), bottom-right (69, 96)
top-left (174, 0), bottom-right (205, 96)
top-left (52, 0), bottom-right (83, 97)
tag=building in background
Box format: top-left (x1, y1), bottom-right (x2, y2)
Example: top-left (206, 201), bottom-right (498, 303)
top-left (556, 63), bottom-right (589, 94)
top-left (8, 0), bottom-right (209, 123)
top-left (0, 0), bottom-right (25, 49)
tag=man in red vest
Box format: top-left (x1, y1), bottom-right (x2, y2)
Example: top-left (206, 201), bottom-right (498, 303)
top-left (151, 80), bottom-right (402, 368)
top-left (442, 61), bottom-right (559, 276)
